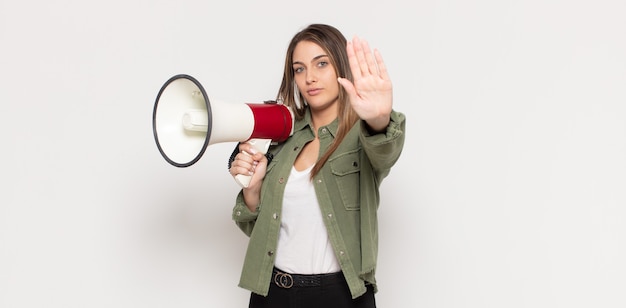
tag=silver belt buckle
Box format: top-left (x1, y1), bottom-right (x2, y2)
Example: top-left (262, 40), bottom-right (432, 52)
top-left (274, 271), bottom-right (294, 289)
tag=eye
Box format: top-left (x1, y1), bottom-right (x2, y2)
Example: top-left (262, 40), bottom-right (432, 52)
top-left (317, 61), bottom-right (328, 68)
top-left (293, 66), bottom-right (304, 74)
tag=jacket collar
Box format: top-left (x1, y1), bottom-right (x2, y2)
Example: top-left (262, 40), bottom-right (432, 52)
top-left (294, 107), bottom-right (339, 138)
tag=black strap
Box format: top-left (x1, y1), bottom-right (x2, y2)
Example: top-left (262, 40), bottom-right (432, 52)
top-left (227, 143), bottom-right (240, 170)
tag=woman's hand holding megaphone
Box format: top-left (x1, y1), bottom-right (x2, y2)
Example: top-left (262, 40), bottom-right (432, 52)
top-left (229, 140), bottom-right (269, 212)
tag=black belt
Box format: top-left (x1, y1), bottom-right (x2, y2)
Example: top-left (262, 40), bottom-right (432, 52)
top-left (272, 268), bottom-right (343, 289)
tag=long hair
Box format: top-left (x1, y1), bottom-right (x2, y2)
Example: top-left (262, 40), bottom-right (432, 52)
top-left (277, 24), bottom-right (359, 178)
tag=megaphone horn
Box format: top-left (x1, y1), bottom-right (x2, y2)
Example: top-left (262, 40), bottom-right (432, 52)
top-left (152, 74), bottom-right (294, 187)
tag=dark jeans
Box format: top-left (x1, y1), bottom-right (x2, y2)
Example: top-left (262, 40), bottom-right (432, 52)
top-left (249, 271), bottom-right (376, 308)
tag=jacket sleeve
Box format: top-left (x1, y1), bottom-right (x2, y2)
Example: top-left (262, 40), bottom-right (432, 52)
top-left (359, 110), bottom-right (406, 179)
top-left (232, 190), bottom-right (258, 237)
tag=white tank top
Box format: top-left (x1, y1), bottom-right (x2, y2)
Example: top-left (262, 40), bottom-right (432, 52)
top-left (274, 165), bottom-right (341, 274)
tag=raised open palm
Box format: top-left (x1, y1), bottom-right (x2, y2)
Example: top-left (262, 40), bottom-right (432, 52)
top-left (338, 36), bottom-right (393, 132)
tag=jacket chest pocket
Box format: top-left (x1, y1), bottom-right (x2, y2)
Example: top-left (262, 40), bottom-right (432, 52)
top-left (329, 150), bottom-right (361, 210)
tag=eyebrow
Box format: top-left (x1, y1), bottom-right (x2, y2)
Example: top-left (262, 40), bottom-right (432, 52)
top-left (292, 54), bottom-right (329, 66)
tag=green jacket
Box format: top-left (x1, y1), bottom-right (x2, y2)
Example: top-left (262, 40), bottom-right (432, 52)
top-left (232, 108), bottom-right (406, 299)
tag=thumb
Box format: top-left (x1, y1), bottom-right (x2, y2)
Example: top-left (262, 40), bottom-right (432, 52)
top-left (337, 77), bottom-right (357, 98)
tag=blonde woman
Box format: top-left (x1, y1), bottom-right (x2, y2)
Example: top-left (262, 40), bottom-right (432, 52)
top-left (229, 24), bottom-right (406, 308)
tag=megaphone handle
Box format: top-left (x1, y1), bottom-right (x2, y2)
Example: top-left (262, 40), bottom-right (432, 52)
top-left (234, 138), bottom-right (272, 188)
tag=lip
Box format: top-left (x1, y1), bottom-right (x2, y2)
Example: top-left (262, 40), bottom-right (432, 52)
top-left (307, 88), bottom-right (322, 95)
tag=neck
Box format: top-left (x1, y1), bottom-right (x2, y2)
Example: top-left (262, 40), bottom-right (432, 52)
top-left (310, 106), bottom-right (338, 132)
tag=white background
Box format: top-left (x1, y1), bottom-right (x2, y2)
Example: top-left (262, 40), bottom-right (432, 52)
top-left (1, 0), bottom-right (625, 307)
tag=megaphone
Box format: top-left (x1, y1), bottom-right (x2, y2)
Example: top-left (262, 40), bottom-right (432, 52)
top-left (152, 74), bottom-right (294, 187)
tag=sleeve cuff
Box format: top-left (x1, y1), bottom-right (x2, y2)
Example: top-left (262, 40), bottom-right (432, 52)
top-left (360, 110), bottom-right (405, 143)
top-left (232, 191), bottom-right (259, 222)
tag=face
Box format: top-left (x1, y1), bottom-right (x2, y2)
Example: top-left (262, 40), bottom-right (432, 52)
top-left (292, 41), bottom-right (340, 114)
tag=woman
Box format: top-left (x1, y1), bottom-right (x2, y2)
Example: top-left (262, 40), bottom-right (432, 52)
top-left (229, 24), bottom-right (406, 308)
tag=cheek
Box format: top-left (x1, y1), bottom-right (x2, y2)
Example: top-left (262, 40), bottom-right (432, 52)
top-left (294, 75), bottom-right (306, 89)
top-left (321, 69), bottom-right (338, 85)
top-left (326, 74), bottom-right (340, 94)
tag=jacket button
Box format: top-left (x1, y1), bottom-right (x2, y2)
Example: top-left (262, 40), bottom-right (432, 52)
top-left (279, 177), bottom-right (285, 184)
top-left (236, 211), bottom-right (242, 216)
top-left (273, 213), bottom-right (278, 220)
top-left (268, 251), bottom-right (274, 257)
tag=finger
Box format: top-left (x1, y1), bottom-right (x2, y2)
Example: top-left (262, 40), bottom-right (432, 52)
top-left (374, 49), bottom-right (390, 81)
top-left (238, 143), bottom-right (258, 156)
top-left (346, 38), bottom-right (362, 79)
top-left (230, 165), bottom-right (250, 177)
top-left (352, 36), bottom-right (370, 77)
top-left (236, 152), bottom-right (253, 164)
top-left (361, 39), bottom-right (378, 76)
top-left (235, 153), bottom-right (256, 169)
top-left (337, 77), bottom-right (357, 99)
top-left (231, 161), bottom-right (255, 176)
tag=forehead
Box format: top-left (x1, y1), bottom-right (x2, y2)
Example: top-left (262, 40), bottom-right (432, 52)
top-left (293, 41), bottom-right (327, 63)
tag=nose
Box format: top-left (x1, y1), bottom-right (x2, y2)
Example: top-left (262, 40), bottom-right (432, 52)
top-left (305, 69), bottom-right (316, 84)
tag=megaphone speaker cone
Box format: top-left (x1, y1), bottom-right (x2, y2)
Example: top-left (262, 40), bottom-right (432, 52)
top-left (153, 74), bottom-right (211, 167)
